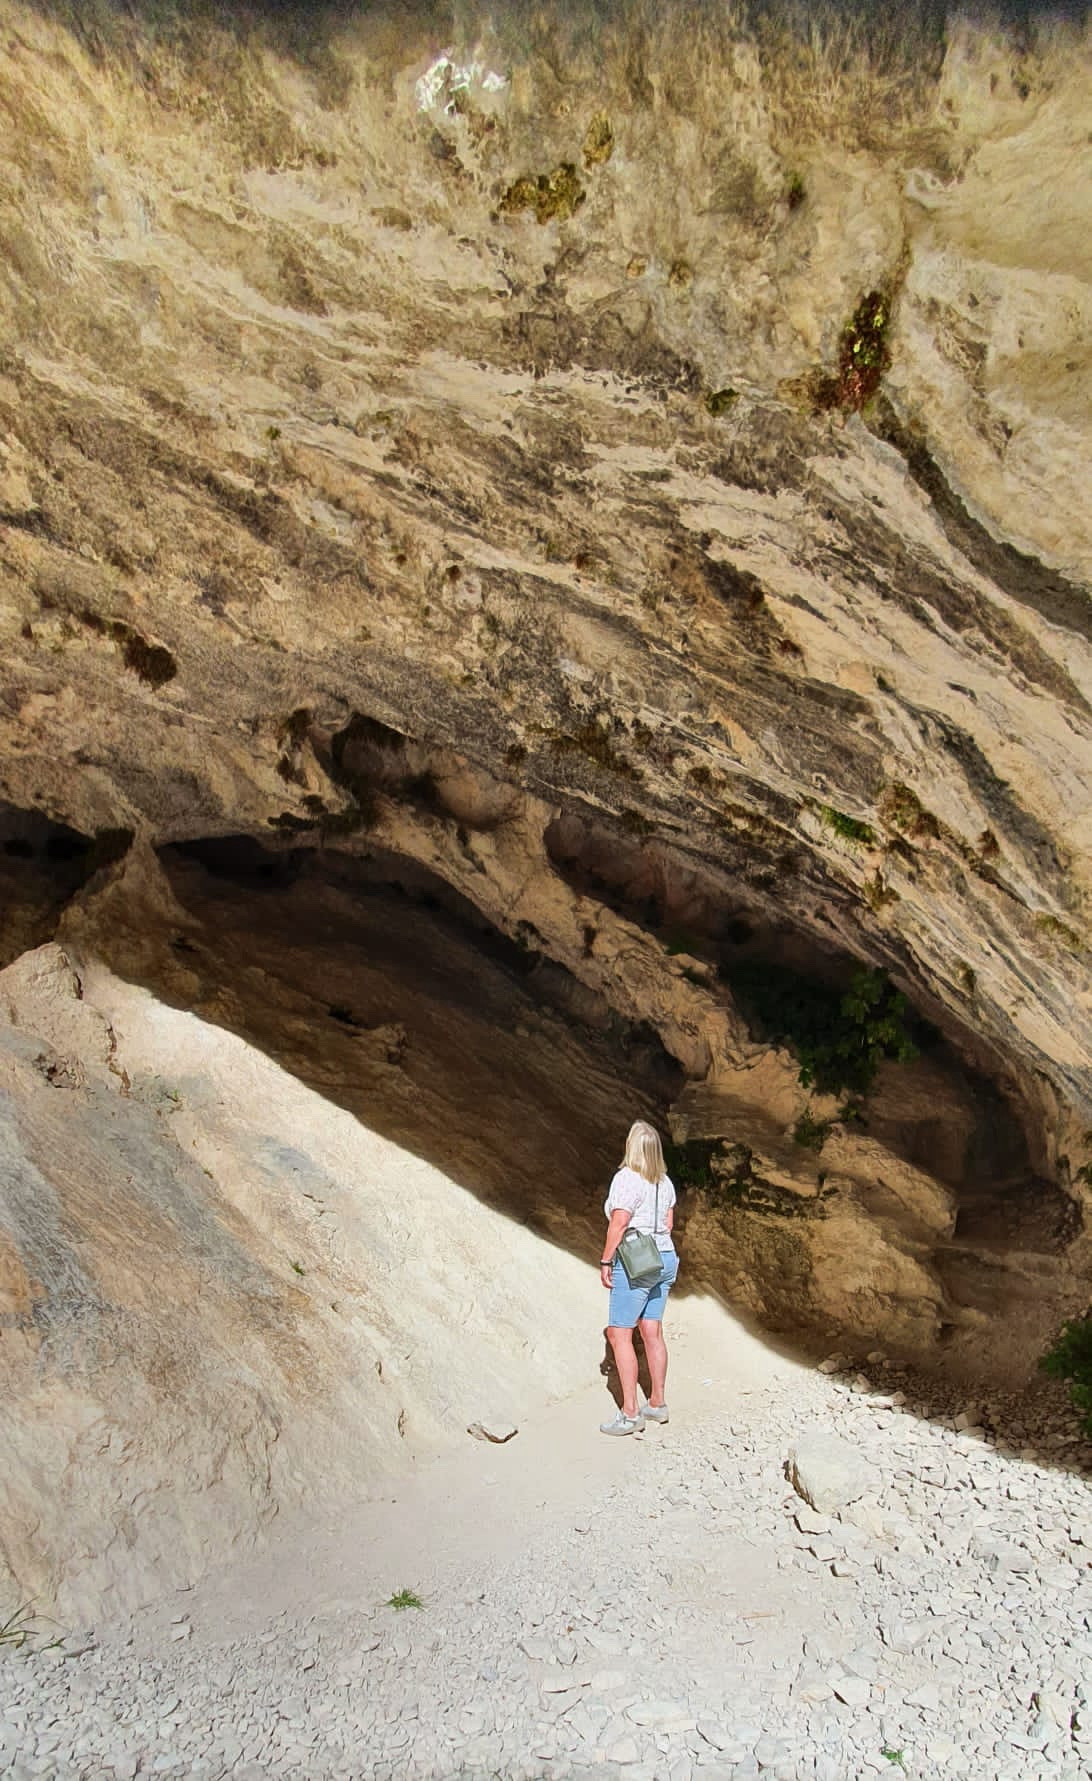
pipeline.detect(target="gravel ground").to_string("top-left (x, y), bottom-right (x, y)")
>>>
top-left (2, 1351), bottom-right (1090, 1781)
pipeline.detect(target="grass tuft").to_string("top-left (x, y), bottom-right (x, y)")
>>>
top-left (0, 1603), bottom-right (59, 1653)
top-left (0, 1604), bottom-right (35, 1650)
top-left (817, 804), bottom-right (876, 846)
top-left (386, 1589), bottom-right (424, 1611)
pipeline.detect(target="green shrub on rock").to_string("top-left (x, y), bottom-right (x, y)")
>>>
top-left (1041, 1312), bottom-right (1092, 1435)
top-left (724, 961), bottom-right (920, 1096)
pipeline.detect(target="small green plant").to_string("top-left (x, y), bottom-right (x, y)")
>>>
top-left (0, 1604), bottom-right (34, 1649)
top-left (290, 1261), bottom-right (306, 1277)
top-left (500, 163), bottom-right (585, 224)
top-left (881, 1752), bottom-right (907, 1774)
top-left (818, 804), bottom-right (876, 847)
top-left (705, 388), bottom-right (739, 417)
top-left (386, 1589), bottom-right (424, 1610)
top-left (879, 782), bottom-right (940, 840)
top-left (814, 289), bottom-right (893, 413)
top-left (1041, 1312), bottom-right (1092, 1435)
top-left (785, 171), bottom-right (807, 209)
top-left (1035, 913), bottom-right (1084, 953)
top-left (793, 1107), bottom-right (832, 1151)
top-left (825, 970), bottom-right (919, 1087)
top-left (0, 1604), bottom-right (59, 1653)
top-left (265, 425), bottom-right (282, 442)
top-left (582, 113), bottom-right (614, 167)
top-left (663, 1138), bottom-right (722, 1192)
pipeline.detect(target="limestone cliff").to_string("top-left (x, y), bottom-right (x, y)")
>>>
top-left (0, 0), bottom-right (1090, 1615)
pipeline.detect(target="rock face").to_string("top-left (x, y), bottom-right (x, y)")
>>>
top-left (0, 0), bottom-right (1090, 1615)
top-left (0, 937), bottom-right (622, 1618)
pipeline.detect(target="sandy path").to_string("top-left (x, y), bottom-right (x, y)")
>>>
top-left (133, 1294), bottom-right (804, 1651)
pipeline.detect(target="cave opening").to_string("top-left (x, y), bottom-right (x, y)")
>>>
top-left (545, 810), bottom-right (1040, 1172)
top-left (1, 800), bottom-right (1080, 1387)
top-left (153, 833), bottom-right (687, 1270)
top-left (0, 800), bottom-right (134, 968)
top-left (542, 803), bottom-right (1083, 1328)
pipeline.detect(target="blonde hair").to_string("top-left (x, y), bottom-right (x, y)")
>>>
top-left (622, 1119), bottom-right (666, 1185)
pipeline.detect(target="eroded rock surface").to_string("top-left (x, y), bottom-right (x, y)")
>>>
top-left (0, 936), bottom-right (626, 1618)
top-left (0, 0), bottom-right (1090, 1617)
top-left (0, 1), bottom-right (1088, 1135)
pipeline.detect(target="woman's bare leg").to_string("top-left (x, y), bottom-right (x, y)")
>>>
top-left (638, 1319), bottom-right (668, 1408)
top-left (606, 1326), bottom-right (639, 1417)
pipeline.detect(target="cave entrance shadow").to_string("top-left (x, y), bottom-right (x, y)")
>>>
top-left (57, 832), bottom-right (1089, 1473)
top-left (136, 838), bottom-right (825, 1375)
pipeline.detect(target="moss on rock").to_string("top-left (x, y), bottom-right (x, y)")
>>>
top-left (500, 164), bottom-right (585, 224)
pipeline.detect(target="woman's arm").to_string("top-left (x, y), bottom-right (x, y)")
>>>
top-left (599, 1208), bottom-right (631, 1285)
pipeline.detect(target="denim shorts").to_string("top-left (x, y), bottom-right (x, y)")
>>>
top-left (607, 1247), bottom-right (679, 1329)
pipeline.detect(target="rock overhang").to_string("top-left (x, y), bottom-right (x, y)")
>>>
top-left (0, 0), bottom-right (1089, 1181)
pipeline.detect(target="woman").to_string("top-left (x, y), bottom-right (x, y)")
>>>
top-left (599, 1119), bottom-right (678, 1435)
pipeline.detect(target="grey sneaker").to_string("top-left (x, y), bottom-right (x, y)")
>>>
top-left (600, 1411), bottom-right (641, 1436)
top-left (640, 1404), bottom-right (669, 1424)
